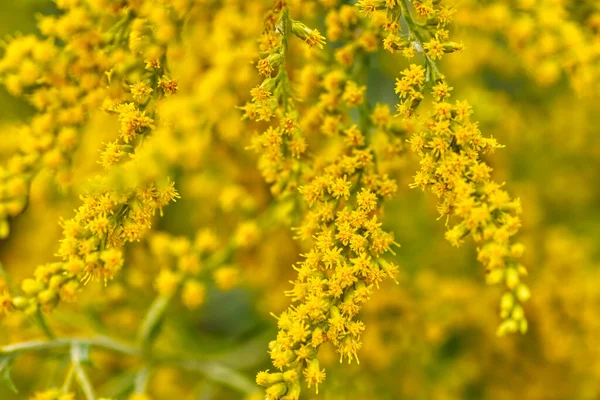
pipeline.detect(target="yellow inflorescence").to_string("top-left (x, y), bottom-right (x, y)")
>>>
top-left (252, 1), bottom-right (406, 399)
top-left (251, 0), bottom-right (532, 397)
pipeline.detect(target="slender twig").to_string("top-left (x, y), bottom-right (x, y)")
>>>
top-left (173, 359), bottom-right (257, 395)
top-left (137, 294), bottom-right (172, 351)
top-left (133, 366), bottom-right (150, 394)
top-left (279, 7), bottom-right (292, 113)
top-left (399, 0), bottom-right (442, 82)
top-left (72, 344), bottom-right (96, 400)
top-left (1, 335), bottom-right (258, 395)
top-left (61, 364), bottom-right (75, 394)
top-left (0, 336), bottom-right (139, 357)
top-left (35, 308), bottom-right (56, 340)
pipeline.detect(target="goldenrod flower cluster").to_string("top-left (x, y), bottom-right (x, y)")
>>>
top-left (249, 2), bottom-right (413, 398)
top-left (1, 0), bottom-right (192, 315)
top-left (353, 0), bottom-right (531, 335)
top-left (407, 93), bottom-right (530, 335)
top-left (0, 0), bottom-right (188, 239)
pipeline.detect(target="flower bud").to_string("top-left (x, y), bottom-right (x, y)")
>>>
top-left (12, 296), bottom-right (30, 310)
top-left (486, 268), bottom-right (504, 285)
top-left (442, 41), bottom-right (465, 53)
top-left (496, 318), bottom-right (518, 336)
top-left (510, 243), bottom-right (525, 258)
top-left (265, 382), bottom-right (288, 399)
top-left (290, 21), bottom-right (326, 49)
top-left (49, 275), bottom-right (65, 290)
top-left (282, 381), bottom-right (301, 400)
top-left (283, 369), bottom-right (299, 383)
top-left (505, 268), bottom-right (520, 289)
top-left (511, 305), bottom-right (525, 321)
top-left (500, 292), bottom-right (514, 311)
top-left (516, 283), bottom-right (531, 302)
top-left (0, 219), bottom-right (8, 239)
top-left (256, 370), bottom-right (284, 387)
top-left (38, 288), bottom-right (58, 304)
top-left (519, 319), bottom-right (529, 334)
top-left (22, 278), bottom-right (44, 295)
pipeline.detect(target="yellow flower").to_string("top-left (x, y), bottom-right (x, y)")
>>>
top-left (157, 76), bottom-right (178, 96)
top-left (130, 81), bottom-right (153, 103)
top-left (182, 280), bottom-right (206, 309)
top-left (342, 81), bottom-right (366, 107)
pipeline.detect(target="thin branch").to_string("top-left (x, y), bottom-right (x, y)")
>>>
top-left (1, 335), bottom-right (258, 395)
top-left (137, 294), bottom-right (172, 351)
top-left (72, 344), bottom-right (96, 400)
top-left (133, 366), bottom-right (150, 394)
top-left (174, 359), bottom-right (257, 395)
top-left (61, 364), bottom-right (75, 394)
top-left (0, 336), bottom-right (139, 357)
top-left (35, 308), bottom-right (56, 340)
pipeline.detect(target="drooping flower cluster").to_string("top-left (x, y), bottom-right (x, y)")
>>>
top-left (257, 131), bottom-right (400, 398)
top-left (354, 0), bottom-right (531, 334)
top-left (1, 1), bottom-right (194, 313)
top-left (0, 0), bottom-right (189, 240)
top-left (407, 89), bottom-right (530, 335)
top-left (10, 179), bottom-right (179, 314)
top-left (242, 3), bottom-right (325, 196)
top-left (252, 2), bottom-right (409, 398)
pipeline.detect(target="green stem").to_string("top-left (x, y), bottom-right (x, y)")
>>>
top-left (399, 0), bottom-right (442, 82)
top-left (1, 336), bottom-right (256, 395)
top-left (0, 336), bottom-right (139, 357)
top-left (134, 366), bottom-right (151, 394)
top-left (279, 7), bottom-right (292, 112)
top-left (35, 308), bottom-right (56, 340)
top-left (72, 344), bottom-right (96, 400)
top-left (137, 294), bottom-right (172, 352)
top-left (61, 364), bottom-right (75, 394)
top-left (172, 359), bottom-right (257, 395)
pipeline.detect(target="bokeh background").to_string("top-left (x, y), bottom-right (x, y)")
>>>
top-left (1, 1), bottom-right (599, 399)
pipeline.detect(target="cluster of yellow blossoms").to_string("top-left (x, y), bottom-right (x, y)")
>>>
top-left (149, 227), bottom-right (248, 310)
top-left (11, 179), bottom-right (178, 314)
top-left (252, 2), bottom-right (405, 399)
top-left (252, 0), bottom-right (532, 398)
top-left (1, 1), bottom-right (274, 398)
top-left (7, 0), bottom-right (600, 398)
top-left (353, 0), bottom-right (531, 335)
top-left (0, 0), bottom-right (192, 316)
top-left (458, 0), bottom-right (600, 93)
top-left (407, 90), bottom-right (530, 335)
top-left (244, 2), bottom-right (322, 196)
top-left (0, 0), bottom-right (188, 240)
